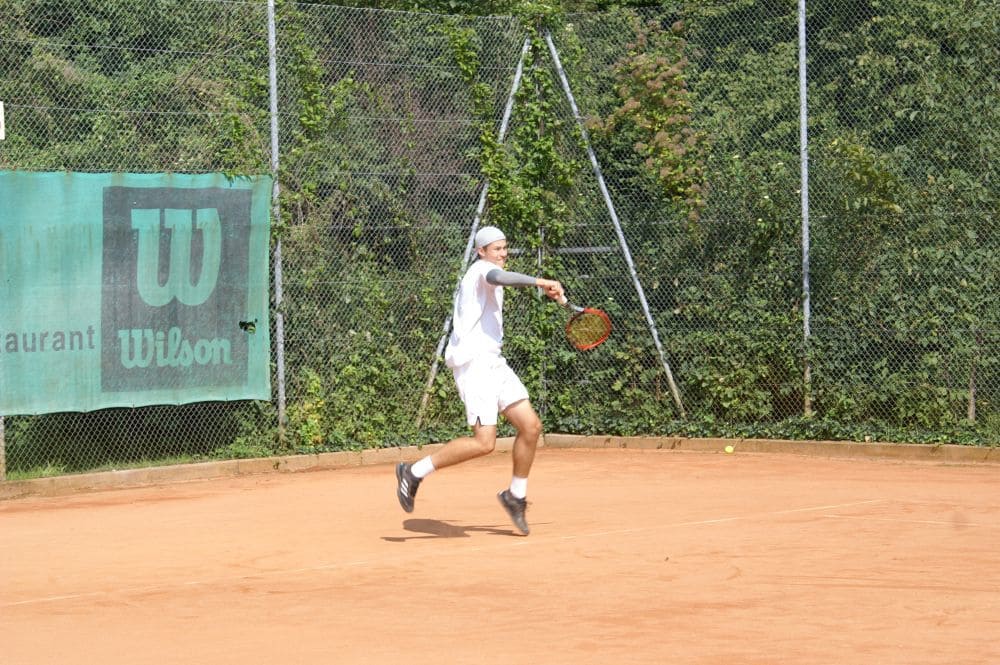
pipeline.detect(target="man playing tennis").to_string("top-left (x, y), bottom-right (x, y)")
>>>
top-left (395, 225), bottom-right (564, 535)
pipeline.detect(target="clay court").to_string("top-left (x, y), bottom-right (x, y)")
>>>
top-left (2, 443), bottom-right (998, 665)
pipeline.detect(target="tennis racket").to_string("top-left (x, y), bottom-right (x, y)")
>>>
top-left (558, 296), bottom-right (611, 351)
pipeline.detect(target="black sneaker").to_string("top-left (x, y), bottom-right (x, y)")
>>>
top-left (396, 462), bottom-right (421, 513)
top-left (497, 489), bottom-right (530, 535)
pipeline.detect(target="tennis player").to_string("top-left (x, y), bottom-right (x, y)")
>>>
top-left (395, 225), bottom-right (564, 535)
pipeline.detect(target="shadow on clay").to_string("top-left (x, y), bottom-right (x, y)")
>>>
top-left (382, 518), bottom-right (517, 541)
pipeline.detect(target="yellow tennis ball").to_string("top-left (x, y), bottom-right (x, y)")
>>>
top-left (724, 445), bottom-right (735, 454)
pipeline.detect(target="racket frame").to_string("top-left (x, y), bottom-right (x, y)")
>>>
top-left (561, 299), bottom-right (611, 351)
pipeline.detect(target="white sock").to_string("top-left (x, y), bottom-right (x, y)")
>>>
top-left (509, 476), bottom-right (528, 499)
top-left (410, 456), bottom-right (435, 479)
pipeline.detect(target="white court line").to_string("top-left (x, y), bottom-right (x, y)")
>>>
top-left (559, 498), bottom-right (886, 540)
top-left (823, 514), bottom-right (997, 529)
top-left (1, 498), bottom-right (882, 608)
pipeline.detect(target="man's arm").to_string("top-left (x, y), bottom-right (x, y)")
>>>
top-left (486, 268), bottom-right (564, 301)
top-left (485, 268), bottom-right (537, 288)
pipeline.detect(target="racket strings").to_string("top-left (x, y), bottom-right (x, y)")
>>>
top-left (565, 310), bottom-right (611, 351)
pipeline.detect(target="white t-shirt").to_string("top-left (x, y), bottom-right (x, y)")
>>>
top-left (444, 259), bottom-right (504, 368)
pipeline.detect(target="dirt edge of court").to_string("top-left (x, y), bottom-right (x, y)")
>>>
top-left (1, 434), bottom-right (996, 501)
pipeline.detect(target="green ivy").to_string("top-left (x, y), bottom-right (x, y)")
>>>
top-left (598, 18), bottom-right (708, 224)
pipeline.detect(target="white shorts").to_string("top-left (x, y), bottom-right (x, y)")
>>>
top-left (451, 355), bottom-right (529, 427)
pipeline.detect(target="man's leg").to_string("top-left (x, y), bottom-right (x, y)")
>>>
top-left (395, 423), bottom-right (496, 513)
top-left (502, 399), bottom-right (542, 478)
top-left (496, 399), bottom-right (541, 535)
top-left (429, 422), bottom-right (497, 469)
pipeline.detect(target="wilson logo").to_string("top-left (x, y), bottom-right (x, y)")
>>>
top-left (131, 208), bottom-right (221, 306)
top-left (101, 184), bottom-right (255, 393)
top-left (117, 327), bottom-right (231, 368)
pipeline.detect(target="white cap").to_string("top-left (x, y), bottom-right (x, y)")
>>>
top-left (474, 225), bottom-right (506, 249)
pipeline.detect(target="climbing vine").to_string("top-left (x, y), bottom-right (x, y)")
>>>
top-left (442, 12), bottom-right (583, 259)
top-left (600, 18), bottom-right (708, 224)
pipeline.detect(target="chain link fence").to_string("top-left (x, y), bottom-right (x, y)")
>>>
top-left (1, 0), bottom-right (997, 480)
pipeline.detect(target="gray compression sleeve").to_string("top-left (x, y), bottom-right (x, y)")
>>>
top-left (485, 268), bottom-right (538, 288)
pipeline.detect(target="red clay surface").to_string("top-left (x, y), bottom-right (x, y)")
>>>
top-left (2, 448), bottom-right (998, 665)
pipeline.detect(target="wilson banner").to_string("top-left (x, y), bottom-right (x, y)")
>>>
top-left (0, 171), bottom-right (272, 414)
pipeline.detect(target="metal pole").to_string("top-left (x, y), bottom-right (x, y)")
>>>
top-left (798, 0), bottom-right (813, 416)
top-left (0, 416), bottom-right (6, 481)
top-left (267, 0), bottom-right (288, 434)
top-left (537, 227), bottom-right (546, 420)
top-left (544, 31), bottom-right (686, 418)
top-left (415, 36), bottom-right (532, 428)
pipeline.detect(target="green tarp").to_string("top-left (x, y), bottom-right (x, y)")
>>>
top-left (0, 171), bottom-right (272, 414)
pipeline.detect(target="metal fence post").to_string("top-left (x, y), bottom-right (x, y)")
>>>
top-left (544, 30), bottom-right (686, 418)
top-left (267, 0), bottom-right (288, 436)
top-left (798, 0), bottom-right (813, 417)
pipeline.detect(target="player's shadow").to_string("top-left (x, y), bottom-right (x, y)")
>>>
top-left (382, 518), bottom-right (516, 542)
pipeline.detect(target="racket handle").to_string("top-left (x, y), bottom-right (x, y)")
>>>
top-left (558, 295), bottom-right (583, 313)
